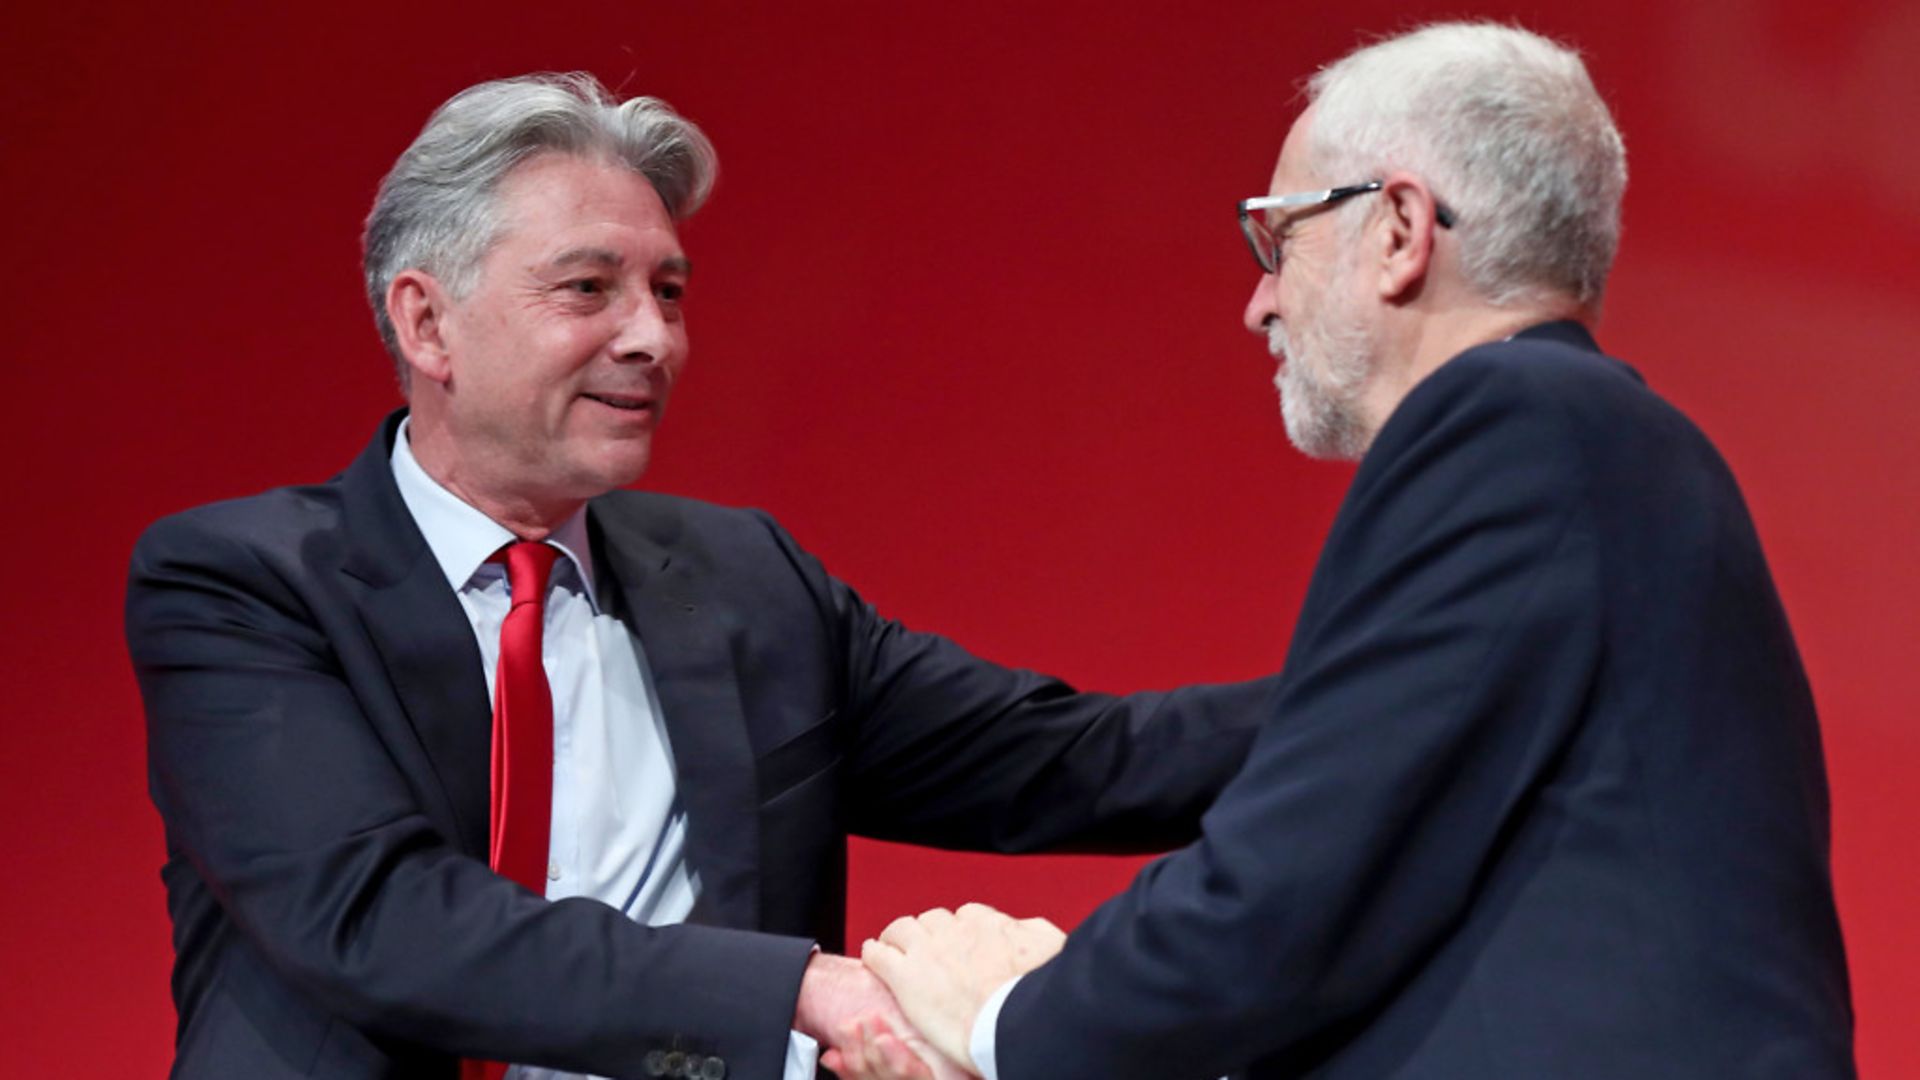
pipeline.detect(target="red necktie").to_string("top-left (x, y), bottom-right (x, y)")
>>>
top-left (467, 540), bottom-right (560, 1080)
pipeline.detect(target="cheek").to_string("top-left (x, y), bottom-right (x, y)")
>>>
top-left (520, 326), bottom-right (610, 386)
top-left (1277, 272), bottom-right (1316, 323)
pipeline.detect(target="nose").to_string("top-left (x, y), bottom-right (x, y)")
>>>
top-left (1242, 273), bottom-right (1279, 336)
top-left (610, 293), bottom-right (683, 369)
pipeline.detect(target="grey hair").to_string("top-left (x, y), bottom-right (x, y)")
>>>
top-left (362, 72), bottom-right (717, 381)
top-left (1305, 23), bottom-right (1627, 309)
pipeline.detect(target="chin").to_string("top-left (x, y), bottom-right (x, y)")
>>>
top-left (564, 448), bottom-right (653, 497)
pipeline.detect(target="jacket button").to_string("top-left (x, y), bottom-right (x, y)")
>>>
top-left (700, 1057), bottom-right (726, 1079)
top-left (643, 1048), bottom-right (668, 1076)
top-left (663, 1051), bottom-right (685, 1075)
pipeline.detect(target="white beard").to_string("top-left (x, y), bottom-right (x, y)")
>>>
top-left (1267, 280), bottom-right (1377, 461)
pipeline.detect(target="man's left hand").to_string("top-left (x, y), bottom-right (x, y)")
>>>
top-left (861, 903), bottom-right (1067, 1072)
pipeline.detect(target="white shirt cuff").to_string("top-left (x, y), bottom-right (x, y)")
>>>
top-left (968, 975), bottom-right (1021, 1080)
top-left (785, 1028), bottom-right (820, 1079)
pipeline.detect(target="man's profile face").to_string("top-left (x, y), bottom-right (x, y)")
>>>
top-left (1244, 111), bottom-right (1380, 461)
top-left (429, 152), bottom-right (691, 502)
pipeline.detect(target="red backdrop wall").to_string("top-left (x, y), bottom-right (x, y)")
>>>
top-left (4, 1), bottom-right (1914, 1073)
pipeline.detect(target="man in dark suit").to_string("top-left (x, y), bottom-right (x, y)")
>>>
top-left (862, 23), bottom-right (1856, 1080)
top-left (125, 74), bottom-right (1269, 1079)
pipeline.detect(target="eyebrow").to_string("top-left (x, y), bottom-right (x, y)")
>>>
top-left (547, 247), bottom-right (692, 276)
top-left (549, 246), bottom-right (622, 270)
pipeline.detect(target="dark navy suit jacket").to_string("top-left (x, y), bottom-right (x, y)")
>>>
top-left (995, 323), bottom-right (1854, 1079)
top-left (126, 413), bottom-right (1270, 1079)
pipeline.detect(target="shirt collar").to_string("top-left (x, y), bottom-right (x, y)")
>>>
top-left (390, 417), bottom-right (599, 609)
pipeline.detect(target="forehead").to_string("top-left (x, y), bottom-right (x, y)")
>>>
top-left (1266, 109), bottom-right (1319, 195)
top-left (488, 152), bottom-right (681, 259)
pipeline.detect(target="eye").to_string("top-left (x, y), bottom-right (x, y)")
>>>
top-left (567, 278), bottom-right (605, 295)
top-left (655, 281), bottom-right (685, 303)
top-left (1271, 222), bottom-right (1302, 261)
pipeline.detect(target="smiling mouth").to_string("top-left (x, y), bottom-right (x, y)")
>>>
top-left (583, 393), bottom-right (653, 411)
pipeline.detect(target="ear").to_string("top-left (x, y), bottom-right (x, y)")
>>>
top-left (1373, 171), bottom-right (1442, 302)
top-left (386, 268), bottom-right (457, 387)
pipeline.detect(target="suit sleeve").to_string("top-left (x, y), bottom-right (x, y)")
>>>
top-left (747, 514), bottom-right (1275, 856)
top-left (992, 365), bottom-right (1605, 1079)
top-left (128, 516), bottom-right (812, 1077)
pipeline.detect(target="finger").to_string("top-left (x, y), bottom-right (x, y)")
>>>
top-left (915, 906), bottom-right (957, 931)
top-left (856, 1016), bottom-right (935, 1080)
top-left (835, 1017), bottom-right (881, 1080)
top-left (875, 1032), bottom-right (935, 1080)
top-left (954, 901), bottom-right (1004, 922)
top-left (1012, 918), bottom-right (1067, 961)
top-left (879, 914), bottom-right (929, 949)
top-left (855, 1018), bottom-right (929, 1080)
top-left (1017, 915), bottom-right (1064, 937)
top-left (862, 936), bottom-right (910, 987)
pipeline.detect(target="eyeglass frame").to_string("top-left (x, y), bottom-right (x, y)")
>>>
top-left (1237, 181), bottom-right (1456, 276)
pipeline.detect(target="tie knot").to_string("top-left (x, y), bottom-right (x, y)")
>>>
top-left (496, 541), bottom-right (560, 607)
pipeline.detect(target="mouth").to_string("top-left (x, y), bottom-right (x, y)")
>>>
top-left (581, 391), bottom-right (656, 413)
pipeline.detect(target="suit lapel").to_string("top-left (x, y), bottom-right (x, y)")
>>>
top-left (352, 560), bottom-right (494, 858)
top-left (592, 504), bottom-right (763, 931)
top-left (328, 416), bottom-right (763, 916)
top-left (338, 412), bottom-right (494, 858)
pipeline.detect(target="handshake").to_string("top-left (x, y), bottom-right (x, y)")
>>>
top-left (794, 903), bottom-right (1066, 1080)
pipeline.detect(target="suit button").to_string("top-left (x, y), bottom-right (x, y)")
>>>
top-left (683, 1053), bottom-right (704, 1077)
top-left (643, 1049), bottom-right (668, 1076)
top-left (663, 1051), bottom-right (685, 1076)
top-left (700, 1058), bottom-right (726, 1079)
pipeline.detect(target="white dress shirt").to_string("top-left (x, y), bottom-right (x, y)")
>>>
top-left (969, 978), bottom-right (1019, 1080)
top-left (391, 423), bottom-right (818, 1080)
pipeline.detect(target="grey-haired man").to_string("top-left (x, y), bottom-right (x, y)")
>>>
top-left (126, 74), bottom-right (1267, 1079)
top-left (865, 23), bottom-right (1854, 1080)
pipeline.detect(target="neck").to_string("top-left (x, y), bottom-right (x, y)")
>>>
top-left (405, 418), bottom-right (582, 542)
top-left (1362, 296), bottom-right (1589, 438)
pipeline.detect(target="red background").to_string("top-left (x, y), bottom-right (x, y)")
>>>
top-left (4, 1), bottom-right (1914, 1073)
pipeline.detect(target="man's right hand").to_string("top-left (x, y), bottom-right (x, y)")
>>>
top-left (861, 904), bottom-right (1065, 1074)
top-left (793, 952), bottom-right (972, 1080)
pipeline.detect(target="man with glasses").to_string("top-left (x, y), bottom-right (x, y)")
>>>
top-left (858, 22), bottom-right (1855, 1080)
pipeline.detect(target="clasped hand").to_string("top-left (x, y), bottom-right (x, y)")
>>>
top-left (808, 902), bottom-right (1064, 1080)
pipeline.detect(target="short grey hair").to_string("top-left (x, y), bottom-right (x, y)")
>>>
top-left (362, 72), bottom-right (717, 381)
top-left (1305, 23), bottom-right (1627, 309)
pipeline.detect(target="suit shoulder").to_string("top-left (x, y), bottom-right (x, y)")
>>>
top-left (589, 489), bottom-right (810, 561)
top-left (133, 479), bottom-right (348, 572)
top-left (589, 491), bottom-right (842, 618)
top-left (1434, 335), bottom-right (1645, 413)
top-left (1388, 332), bottom-right (1705, 464)
top-left (1377, 333), bottom-right (1747, 542)
top-left (1367, 340), bottom-right (1595, 474)
top-left (125, 479), bottom-right (354, 654)
top-left (590, 488), bottom-right (780, 534)
top-left (1350, 335), bottom-right (1666, 535)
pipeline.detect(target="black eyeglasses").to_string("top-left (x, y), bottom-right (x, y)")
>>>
top-left (1237, 181), bottom-right (1456, 275)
